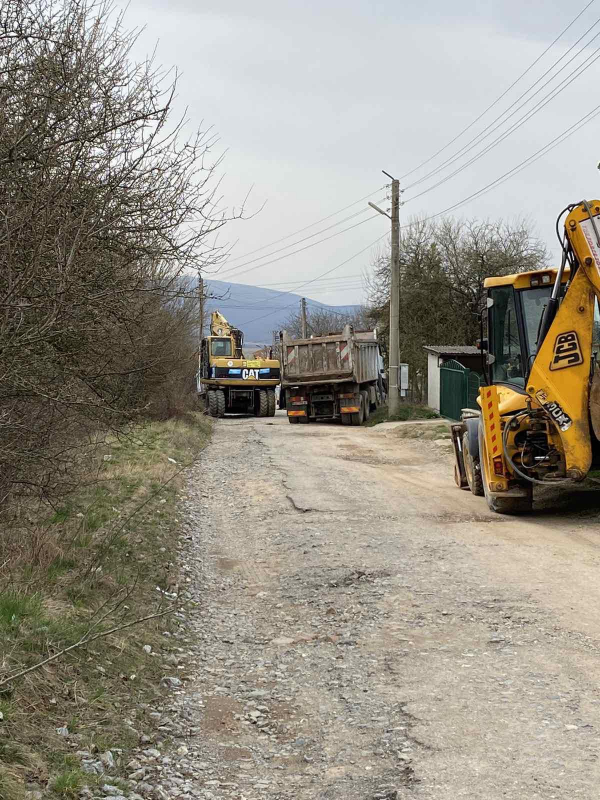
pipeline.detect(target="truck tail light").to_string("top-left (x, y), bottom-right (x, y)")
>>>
top-left (339, 393), bottom-right (355, 399)
top-left (290, 395), bottom-right (305, 403)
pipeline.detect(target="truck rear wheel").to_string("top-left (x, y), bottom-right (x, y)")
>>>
top-left (350, 396), bottom-right (365, 426)
top-left (360, 390), bottom-right (370, 421)
top-left (215, 390), bottom-right (226, 418)
top-left (257, 389), bottom-right (268, 417)
top-left (267, 389), bottom-right (276, 417)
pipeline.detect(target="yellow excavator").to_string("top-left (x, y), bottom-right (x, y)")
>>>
top-left (452, 199), bottom-right (600, 513)
top-left (198, 312), bottom-right (280, 417)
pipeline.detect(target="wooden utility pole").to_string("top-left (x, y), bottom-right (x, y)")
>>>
top-left (369, 171), bottom-right (400, 415)
top-left (301, 297), bottom-right (308, 338)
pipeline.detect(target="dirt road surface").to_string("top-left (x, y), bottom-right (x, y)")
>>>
top-left (149, 412), bottom-right (600, 800)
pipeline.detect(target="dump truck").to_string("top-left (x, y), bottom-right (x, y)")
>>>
top-left (199, 312), bottom-right (280, 417)
top-left (452, 198), bottom-right (600, 514)
top-left (280, 325), bottom-right (385, 424)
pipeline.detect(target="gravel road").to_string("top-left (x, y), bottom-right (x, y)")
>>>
top-left (136, 411), bottom-right (600, 800)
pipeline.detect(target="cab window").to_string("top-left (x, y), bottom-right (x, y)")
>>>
top-left (489, 286), bottom-right (524, 387)
top-left (211, 338), bottom-right (232, 357)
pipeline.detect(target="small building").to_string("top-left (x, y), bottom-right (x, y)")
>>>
top-left (424, 345), bottom-right (482, 414)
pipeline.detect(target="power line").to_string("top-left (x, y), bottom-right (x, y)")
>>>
top-left (216, 214), bottom-right (381, 282)
top-left (412, 100), bottom-right (600, 225)
top-left (240, 233), bottom-right (388, 326)
top-left (400, 0), bottom-right (597, 182)
top-left (404, 13), bottom-right (600, 195)
top-left (219, 205), bottom-right (377, 278)
top-left (223, 186), bottom-right (386, 264)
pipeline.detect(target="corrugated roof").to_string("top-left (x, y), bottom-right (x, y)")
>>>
top-left (423, 345), bottom-right (480, 355)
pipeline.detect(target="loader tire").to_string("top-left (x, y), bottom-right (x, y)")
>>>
top-left (462, 431), bottom-right (484, 496)
top-left (478, 420), bottom-right (532, 514)
top-left (361, 390), bottom-right (370, 421)
top-left (257, 390), bottom-right (268, 417)
top-left (207, 391), bottom-right (218, 417)
top-left (215, 390), bottom-right (226, 418)
top-left (267, 389), bottom-right (276, 417)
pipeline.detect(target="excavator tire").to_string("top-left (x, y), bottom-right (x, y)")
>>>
top-left (360, 390), bottom-right (370, 421)
top-left (267, 389), bottom-right (276, 417)
top-left (462, 430), bottom-right (484, 496)
top-left (257, 390), bottom-right (268, 417)
top-left (478, 421), bottom-right (532, 514)
top-left (207, 391), bottom-right (218, 417)
top-left (215, 390), bottom-right (226, 418)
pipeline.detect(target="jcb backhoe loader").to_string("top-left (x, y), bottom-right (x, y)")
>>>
top-left (198, 312), bottom-right (280, 417)
top-left (452, 199), bottom-right (600, 513)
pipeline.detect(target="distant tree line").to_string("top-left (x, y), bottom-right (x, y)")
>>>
top-left (0, 0), bottom-right (230, 507)
top-left (366, 217), bottom-right (548, 402)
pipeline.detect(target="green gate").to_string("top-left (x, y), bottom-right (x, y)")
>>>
top-left (440, 360), bottom-right (481, 421)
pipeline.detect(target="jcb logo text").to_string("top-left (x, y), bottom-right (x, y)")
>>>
top-left (550, 331), bottom-right (583, 371)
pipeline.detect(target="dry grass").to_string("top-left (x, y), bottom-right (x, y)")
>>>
top-left (391, 421), bottom-right (452, 440)
top-left (0, 413), bottom-right (211, 797)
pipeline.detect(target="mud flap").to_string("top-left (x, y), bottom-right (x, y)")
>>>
top-left (451, 423), bottom-right (468, 488)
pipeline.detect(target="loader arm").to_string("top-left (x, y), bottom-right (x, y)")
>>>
top-left (525, 201), bottom-right (600, 479)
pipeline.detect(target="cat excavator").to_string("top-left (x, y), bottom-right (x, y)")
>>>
top-left (452, 199), bottom-right (600, 513)
top-left (198, 312), bottom-right (280, 417)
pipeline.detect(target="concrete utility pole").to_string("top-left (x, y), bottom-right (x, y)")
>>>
top-left (369, 171), bottom-right (400, 415)
top-left (198, 273), bottom-right (204, 391)
top-left (300, 297), bottom-right (308, 338)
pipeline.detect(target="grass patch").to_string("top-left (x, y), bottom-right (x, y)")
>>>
top-left (392, 422), bottom-right (452, 440)
top-left (0, 413), bottom-right (211, 798)
top-left (50, 768), bottom-right (86, 798)
top-left (366, 403), bottom-right (440, 427)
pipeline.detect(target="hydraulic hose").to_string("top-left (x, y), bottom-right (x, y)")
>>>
top-left (501, 411), bottom-right (573, 487)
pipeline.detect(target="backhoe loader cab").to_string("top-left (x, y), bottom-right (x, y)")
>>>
top-left (452, 199), bottom-right (600, 514)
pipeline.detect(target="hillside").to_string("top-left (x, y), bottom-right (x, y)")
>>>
top-left (203, 279), bottom-right (362, 344)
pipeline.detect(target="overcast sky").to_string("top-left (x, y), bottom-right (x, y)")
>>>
top-left (124, 0), bottom-right (600, 311)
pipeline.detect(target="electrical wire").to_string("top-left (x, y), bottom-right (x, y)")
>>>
top-left (404, 19), bottom-right (600, 197)
top-left (409, 101), bottom-right (600, 225)
top-left (400, 0), bottom-right (597, 182)
top-left (219, 204), bottom-right (379, 278)
top-left (223, 186), bottom-right (387, 264)
top-left (217, 214), bottom-right (381, 282)
top-left (239, 233), bottom-right (388, 326)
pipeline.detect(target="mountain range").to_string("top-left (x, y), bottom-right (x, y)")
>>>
top-left (203, 279), bottom-right (361, 345)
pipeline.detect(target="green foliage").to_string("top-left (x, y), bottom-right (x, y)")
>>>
top-left (50, 769), bottom-right (86, 798)
top-left (0, 592), bottom-right (42, 631)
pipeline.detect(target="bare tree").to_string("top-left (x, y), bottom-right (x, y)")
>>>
top-left (0, 0), bottom-right (236, 506)
top-left (281, 305), bottom-right (370, 339)
top-left (367, 216), bottom-right (548, 401)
